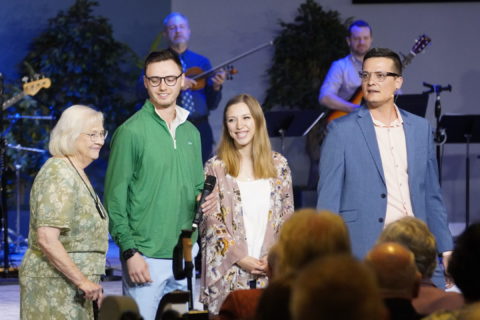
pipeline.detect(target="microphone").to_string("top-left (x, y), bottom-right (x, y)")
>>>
top-left (192, 175), bottom-right (216, 231)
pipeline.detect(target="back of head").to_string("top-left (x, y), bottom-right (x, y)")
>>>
top-left (255, 275), bottom-right (293, 320)
top-left (462, 302), bottom-right (480, 320)
top-left (98, 295), bottom-right (141, 320)
top-left (448, 223), bottom-right (480, 303)
top-left (276, 209), bottom-right (351, 277)
top-left (378, 217), bottom-right (437, 278)
top-left (291, 254), bottom-right (385, 320)
top-left (365, 242), bottom-right (420, 299)
top-left (266, 243), bottom-right (280, 279)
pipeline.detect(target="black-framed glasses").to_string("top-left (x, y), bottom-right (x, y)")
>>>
top-left (82, 130), bottom-right (108, 142)
top-left (145, 73), bottom-right (183, 87)
top-left (358, 71), bottom-right (401, 82)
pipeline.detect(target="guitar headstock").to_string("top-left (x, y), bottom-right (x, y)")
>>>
top-left (22, 77), bottom-right (52, 96)
top-left (410, 34), bottom-right (432, 55)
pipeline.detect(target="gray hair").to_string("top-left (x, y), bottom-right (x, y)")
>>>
top-left (377, 217), bottom-right (437, 278)
top-left (49, 105), bottom-right (104, 156)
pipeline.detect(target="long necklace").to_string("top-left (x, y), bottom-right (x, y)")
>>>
top-left (66, 156), bottom-right (107, 219)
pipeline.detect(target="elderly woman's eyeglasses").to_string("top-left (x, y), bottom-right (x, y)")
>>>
top-left (82, 130), bottom-right (108, 142)
top-left (145, 73), bottom-right (183, 87)
top-left (358, 71), bottom-right (401, 82)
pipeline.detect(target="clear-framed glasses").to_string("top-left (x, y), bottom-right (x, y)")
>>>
top-left (145, 73), bottom-right (183, 87)
top-left (359, 71), bottom-right (401, 82)
top-left (82, 130), bottom-right (108, 142)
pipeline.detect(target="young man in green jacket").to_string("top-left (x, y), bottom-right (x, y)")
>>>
top-left (105, 49), bottom-right (213, 320)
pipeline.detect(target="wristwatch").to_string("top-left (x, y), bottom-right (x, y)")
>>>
top-left (122, 248), bottom-right (140, 261)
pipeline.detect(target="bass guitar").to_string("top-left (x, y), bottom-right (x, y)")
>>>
top-left (2, 77), bottom-right (52, 110)
top-left (326, 34), bottom-right (432, 123)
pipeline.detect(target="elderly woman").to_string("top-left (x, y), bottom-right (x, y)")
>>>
top-left (19, 105), bottom-right (109, 320)
top-left (200, 94), bottom-right (294, 314)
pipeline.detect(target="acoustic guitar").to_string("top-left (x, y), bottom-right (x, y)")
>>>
top-left (326, 34), bottom-right (432, 123)
top-left (2, 77), bottom-right (52, 110)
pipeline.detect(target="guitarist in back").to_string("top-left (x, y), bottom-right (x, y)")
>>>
top-left (305, 20), bottom-right (372, 188)
top-left (164, 12), bottom-right (226, 163)
top-left (318, 20), bottom-right (373, 118)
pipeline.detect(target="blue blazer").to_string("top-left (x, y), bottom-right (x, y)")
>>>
top-left (317, 107), bottom-right (453, 258)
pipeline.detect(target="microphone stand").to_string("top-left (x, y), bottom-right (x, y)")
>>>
top-left (172, 228), bottom-right (195, 310)
top-left (172, 176), bottom-right (215, 312)
top-left (422, 82), bottom-right (452, 184)
top-left (0, 73), bottom-right (13, 277)
top-left (6, 144), bottom-right (46, 252)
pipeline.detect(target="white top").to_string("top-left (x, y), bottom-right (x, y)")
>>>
top-left (236, 179), bottom-right (271, 259)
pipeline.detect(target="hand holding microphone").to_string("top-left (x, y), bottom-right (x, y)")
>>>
top-left (192, 175), bottom-right (216, 231)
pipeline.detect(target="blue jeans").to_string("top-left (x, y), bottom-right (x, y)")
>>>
top-left (121, 244), bottom-right (198, 320)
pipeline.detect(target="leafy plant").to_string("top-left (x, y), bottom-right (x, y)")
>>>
top-left (263, 0), bottom-right (353, 189)
top-left (21, 0), bottom-right (141, 130)
top-left (2, 0), bottom-right (141, 198)
top-left (264, 0), bottom-right (350, 111)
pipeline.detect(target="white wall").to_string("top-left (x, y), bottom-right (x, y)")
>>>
top-left (173, 0), bottom-right (480, 228)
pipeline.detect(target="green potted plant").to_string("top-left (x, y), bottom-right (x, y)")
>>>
top-left (263, 0), bottom-right (351, 189)
top-left (4, 0), bottom-right (140, 201)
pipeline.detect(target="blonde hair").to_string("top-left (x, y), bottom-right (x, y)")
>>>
top-left (217, 94), bottom-right (276, 179)
top-left (276, 209), bottom-right (351, 277)
top-left (49, 105), bottom-right (104, 156)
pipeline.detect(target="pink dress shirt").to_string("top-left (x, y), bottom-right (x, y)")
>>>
top-left (370, 106), bottom-right (414, 226)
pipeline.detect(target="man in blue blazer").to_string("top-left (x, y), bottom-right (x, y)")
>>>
top-left (317, 48), bottom-right (453, 266)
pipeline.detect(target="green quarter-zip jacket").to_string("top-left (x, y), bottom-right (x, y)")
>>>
top-left (105, 100), bottom-right (204, 258)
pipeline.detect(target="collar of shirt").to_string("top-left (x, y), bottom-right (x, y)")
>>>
top-left (173, 105), bottom-right (190, 124)
top-left (162, 105), bottom-right (190, 140)
top-left (370, 105), bottom-right (404, 128)
top-left (348, 54), bottom-right (363, 67)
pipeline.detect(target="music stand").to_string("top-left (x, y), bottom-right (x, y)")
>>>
top-left (439, 114), bottom-right (480, 227)
top-left (395, 93), bottom-right (429, 118)
top-left (264, 110), bottom-right (325, 153)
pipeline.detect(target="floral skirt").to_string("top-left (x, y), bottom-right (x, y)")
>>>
top-left (20, 274), bottom-right (100, 320)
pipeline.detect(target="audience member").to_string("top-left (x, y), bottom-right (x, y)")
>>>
top-left (275, 209), bottom-right (351, 277)
top-left (462, 302), bottom-right (480, 320)
top-left (290, 255), bottom-right (386, 320)
top-left (365, 242), bottom-right (423, 320)
top-left (378, 217), bottom-right (464, 315)
top-left (255, 276), bottom-right (293, 320)
top-left (255, 209), bottom-right (352, 320)
top-left (424, 223), bottom-right (480, 320)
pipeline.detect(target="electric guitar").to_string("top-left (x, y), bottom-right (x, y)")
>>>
top-left (326, 34), bottom-right (432, 123)
top-left (2, 77), bottom-right (52, 110)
